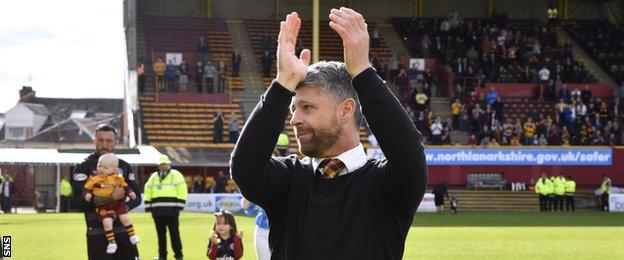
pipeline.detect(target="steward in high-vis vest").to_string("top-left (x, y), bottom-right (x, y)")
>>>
top-left (564, 176), bottom-right (576, 212)
top-left (60, 176), bottom-right (73, 212)
top-left (535, 174), bottom-right (551, 212)
top-left (144, 155), bottom-right (188, 260)
top-left (600, 175), bottom-right (612, 212)
top-left (553, 174), bottom-right (566, 212)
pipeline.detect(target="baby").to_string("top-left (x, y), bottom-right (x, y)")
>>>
top-left (83, 153), bottom-right (139, 254)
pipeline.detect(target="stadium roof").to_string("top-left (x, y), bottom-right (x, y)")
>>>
top-left (28, 117), bottom-right (108, 143)
top-left (30, 97), bottom-right (123, 126)
top-left (0, 146), bottom-right (162, 166)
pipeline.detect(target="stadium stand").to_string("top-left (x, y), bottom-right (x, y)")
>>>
top-left (139, 16), bottom-right (245, 92)
top-left (563, 20), bottom-right (624, 84)
top-left (139, 95), bottom-right (243, 148)
top-left (391, 16), bottom-right (597, 86)
top-left (244, 19), bottom-right (393, 88)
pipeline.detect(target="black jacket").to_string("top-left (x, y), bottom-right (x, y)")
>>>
top-left (231, 68), bottom-right (428, 259)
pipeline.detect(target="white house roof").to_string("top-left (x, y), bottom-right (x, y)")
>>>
top-left (22, 103), bottom-right (51, 116)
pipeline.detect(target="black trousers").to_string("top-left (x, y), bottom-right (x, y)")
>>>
top-left (1, 196), bottom-right (11, 213)
top-left (154, 215), bottom-right (183, 258)
top-left (196, 77), bottom-right (203, 93)
top-left (601, 192), bottom-right (610, 211)
top-left (87, 229), bottom-right (139, 260)
top-left (555, 195), bottom-right (564, 211)
top-left (547, 195), bottom-right (556, 211)
top-left (539, 195), bottom-right (548, 212)
top-left (564, 194), bottom-right (575, 211)
top-left (60, 195), bottom-right (71, 212)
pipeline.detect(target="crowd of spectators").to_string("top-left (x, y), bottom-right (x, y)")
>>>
top-left (392, 10), bottom-right (596, 96)
top-left (186, 170), bottom-right (240, 194)
top-left (445, 86), bottom-right (624, 147)
top-left (138, 36), bottom-right (242, 94)
top-left (387, 11), bottom-right (624, 147)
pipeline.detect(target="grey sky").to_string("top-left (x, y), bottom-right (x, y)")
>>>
top-left (0, 0), bottom-right (125, 113)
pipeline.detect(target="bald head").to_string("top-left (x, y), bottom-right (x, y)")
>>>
top-left (97, 153), bottom-right (119, 176)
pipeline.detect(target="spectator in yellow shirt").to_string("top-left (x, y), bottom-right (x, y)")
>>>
top-left (153, 57), bottom-right (166, 91)
top-left (523, 118), bottom-right (536, 145)
top-left (451, 99), bottom-right (462, 129)
top-left (204, 176), bottom-right (216, 193)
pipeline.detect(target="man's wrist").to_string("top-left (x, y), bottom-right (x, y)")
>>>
top-left (348, 64), bottom-right (372, 78)
top-left (275, 75), bottom-right (299, 92)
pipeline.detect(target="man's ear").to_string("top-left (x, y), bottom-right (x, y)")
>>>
top-left (339, 98), bottom-right (356, 123)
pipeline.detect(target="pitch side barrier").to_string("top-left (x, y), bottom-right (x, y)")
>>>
top-left (367, 147), bottom-right (613, 166)
top-left (132, 193), bottom-right (438, 213)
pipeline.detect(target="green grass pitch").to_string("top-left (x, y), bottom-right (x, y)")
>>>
top-left (1, 212), bottom-right (622, 259)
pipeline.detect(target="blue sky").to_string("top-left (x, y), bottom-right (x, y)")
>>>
top-left (0, 0), bottom-right (126, 113)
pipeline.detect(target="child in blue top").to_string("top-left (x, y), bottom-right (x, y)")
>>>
top-left (242, 198), bottom-right (270, 260)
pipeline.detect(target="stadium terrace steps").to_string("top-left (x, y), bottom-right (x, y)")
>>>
top-left (442, 189), bottom-right (596, 212)
top-left (556, 27), bottom-right (616, 85)
top-left (139, 97), bottom-right (244, 147)
top-left (502, 98), bottom-right (555, 122)
top-left (377, 21), bottom-right (410, 59)
top-left (226, 19), bottom-right (268, 119)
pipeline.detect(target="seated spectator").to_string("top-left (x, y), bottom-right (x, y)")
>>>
top-left (193, 175), bottom-right (204, 193)
top-left (444, 118), bottom-right (454, 132)
top-left (545, 80), bottom-right (557, 102)
top-left (467, 134), bottom-right (478, 146)
top-left (395, 69), bottom-right (410, 97)
top-left (486, 87), bottom-right (499, 106)
top-left (204, 176), bottom-right (215, 193)
top-left (459, 113), bottom-right (469, 132)
top-left (415, 91), bottom-right (429, 111)
top-left (559, 84), bottom-right (571, 103)
top-left (571, 87), bottom-right (581, 103)
top-left (451, 99), bottom-right (462, 129)
top-left (538, 134), bottom-right (548, 146)
top-left (430, 117), bottom-right (444, 144)
top-left (538, 66), bottom-right (550, 84)
top-left (492, 96), bottom-right (504, 122)
top-left (480, 136), bottom-right (491, 147)
top-left (440, 129), bottom-right (452, 145)
top-left (523, 118), bottom-right (536, 145)
top-left (478, 125), bottom-right (491, 143)
top-left (592, 130), bottom-right (606, 145)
